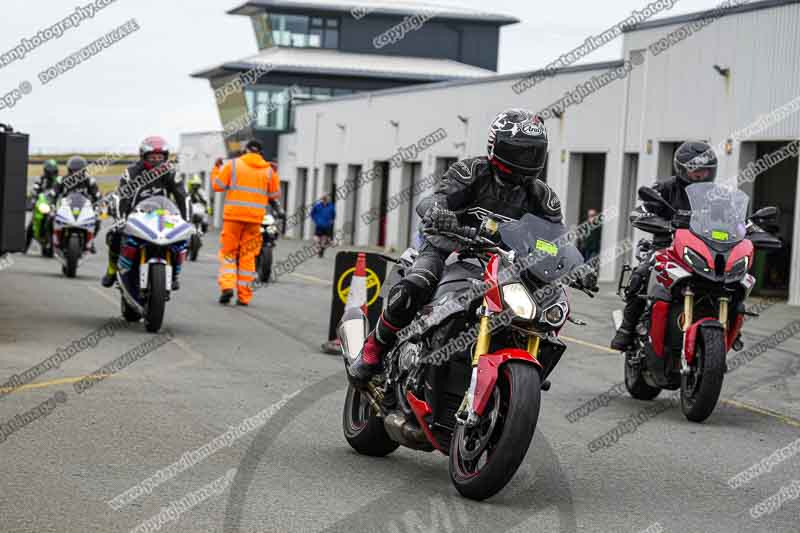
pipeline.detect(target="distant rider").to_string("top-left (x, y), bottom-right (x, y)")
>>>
top-left (25, 159), bottom-right (60, 252)
top-left (610, 140), bottom-right (719, 351)
top-left (188, 174), bottom-right (209, 233)
top-left (54, 156), bottom-right (102, 252)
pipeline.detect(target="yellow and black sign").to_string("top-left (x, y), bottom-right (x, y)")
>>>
top-left (327, 252), bottom-right (389, 342)
top-left (336, 266), bottom-right (382, 307)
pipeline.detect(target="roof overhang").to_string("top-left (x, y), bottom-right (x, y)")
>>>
top-left (227, 0), bottom-right (519, 25)
top-left (623, 0), bottom-right (800, 32)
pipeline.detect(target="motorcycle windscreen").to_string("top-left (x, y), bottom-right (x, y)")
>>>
top-left (686, 183), bottom-right (749, 245)
top-left (498, 213), bottom-right (584, 283)
top-left (65, 192), bottom-right (89, 209)
top-left (135, 196), bottom-right (181, 215)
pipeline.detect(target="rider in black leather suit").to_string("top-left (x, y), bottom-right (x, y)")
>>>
top-left (610, 141), bottom-right (719, 351)
top-left (348, 108), bottom-right (569, 385)
top-left (101, 136), bottom-right (188, 289)
top-left (55, 156), bottom-right (102, 251)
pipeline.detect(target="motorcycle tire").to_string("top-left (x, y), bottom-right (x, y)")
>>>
top-left (681, 327), bottom-right (725, 423)
top-left (624, 353), bottom-right (661, 401)
top-left (259, 246), bottom-right (273, 283)
top-left (64, 234), bottom-right (81, 278)
top-left (189, 234), bottom-right (201, 262)
top-left (342, 384), bottom-right (398, 457)
top-left (449, 361), bottom-right (541, 501)
top-left (144, 263), bottom-right (167, 333)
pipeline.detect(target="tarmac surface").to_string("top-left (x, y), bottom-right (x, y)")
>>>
top-left (0, 228), bottom-right (798, 532)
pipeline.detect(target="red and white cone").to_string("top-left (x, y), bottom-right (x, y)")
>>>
top-left (346, 252), bottom-right (369, 316)
top-left (322, 252), bottom-right (368, 354)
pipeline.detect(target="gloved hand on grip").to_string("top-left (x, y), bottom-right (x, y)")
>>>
top-left (571, 264), bottom-right (599, 293)
top-left (423, 203), bottom-right (459, 234)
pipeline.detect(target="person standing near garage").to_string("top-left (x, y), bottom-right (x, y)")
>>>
top-left (212, 140), bottom-right (280, 306)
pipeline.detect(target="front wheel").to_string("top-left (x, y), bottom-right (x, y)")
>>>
top-left (342, 384), bottom-right (398, 457)
top-left (449, 362), bottom-right (541, 501)
top-left (64, 233), bottom-right (81, 278)
top-left (144, 263), bottom-right (167, 333)
top-left (681, 327), bottom-right (725, 423)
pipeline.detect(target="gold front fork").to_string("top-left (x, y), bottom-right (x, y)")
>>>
top-left (461, 303), bottom-right (494, 426)
top-left (472, 312), bottom-right (492, 366)
top-left (680, 287), bottom-right (695, 374)
top-left (719, 297), bottom-right (729, 334)
top-left (527, 335), bottom-right (540, 359)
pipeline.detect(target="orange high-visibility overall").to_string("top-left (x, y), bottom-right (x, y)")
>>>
top-left (212, 153), bottom-right (280, 303)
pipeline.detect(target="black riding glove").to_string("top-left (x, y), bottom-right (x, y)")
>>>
top-left (424, 204), bottom-right (459, 233)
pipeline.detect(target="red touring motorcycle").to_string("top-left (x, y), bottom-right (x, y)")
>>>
top-left (339, 214), bottom-right (594, 500)
top-left (616, 182), bottom-right (781, 422)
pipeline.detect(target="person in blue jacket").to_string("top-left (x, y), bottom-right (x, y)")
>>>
top-left (310, 194), bottom-right (336, 258)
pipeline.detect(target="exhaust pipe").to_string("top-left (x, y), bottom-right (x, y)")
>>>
top-left (337, 307), bottom-right (368, 364)
top-left (383, 412), bottom-right (432, 450)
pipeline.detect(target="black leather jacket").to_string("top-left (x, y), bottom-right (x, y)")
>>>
top-left (417, 156), bottom-right (562, 231)
top-left (54, 174), bottom-right (101, 203)
top-left (31, 174), bottom-right (58, 196)
top-left (117, 161), bottom-right (188, 220)
top-left (641, 176), bottom-right (692, 248)
top-left (652, 177), bottom-right (691, 214)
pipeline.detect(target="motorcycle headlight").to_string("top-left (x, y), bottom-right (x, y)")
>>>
top-left (541, 302), bottom-right (568, 327)
top-left (38, 203), bottom-right (51, 214)
top-left (683, 247), bottom-right (711, 273)
top-left (727, 255), bottom-right (749, 279)
top-left (501, 283), bottom-right (536, 320)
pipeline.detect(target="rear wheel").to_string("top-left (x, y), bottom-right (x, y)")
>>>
top-left (144, 263), bottom-right (167, 333)
top-left (259, 246), bottom-right (273, 283)
top-left (342, 384), bottom-right (398, 457)
top-left (64, 234), bottom-right (81, 278)
top-left (189, 234), bottom-right (201, 262)
top-left (449, 362), bottom-right (541, 501)
top-left (624, 352), bottom-right (661, 400)
top-left (681, 327), bottom-right (725, 422)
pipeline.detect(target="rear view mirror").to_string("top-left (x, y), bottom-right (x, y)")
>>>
top-left (751, 206), bottom-right (779, 221)
top-left (638, 186), bottom-right (675, 215)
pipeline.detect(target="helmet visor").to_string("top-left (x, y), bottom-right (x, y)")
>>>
top-left (494, 138), bottom-right (547, 174)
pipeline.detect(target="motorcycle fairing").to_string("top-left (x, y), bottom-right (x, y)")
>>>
top-left (484, 254), bottom-right (503, 312)
top-left (406, 391), bottom-right (444, 452)
top-left (648, 251), bottom-right (692, 301)
top-left (473, 349), bottom-right (542, 416)
top-left (650, 300), bottom-right (670, 358)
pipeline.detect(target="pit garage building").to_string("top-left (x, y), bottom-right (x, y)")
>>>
top-left (278, 0), bottom-right (800, 303)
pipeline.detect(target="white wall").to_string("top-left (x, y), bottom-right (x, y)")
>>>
top-left (277, 2), bottom-right (800, 292)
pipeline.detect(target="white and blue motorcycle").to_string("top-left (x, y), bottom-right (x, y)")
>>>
top-left (113, 195), bottom-right (194, 332)
top-left (53, 192), bottom-right (98, 278)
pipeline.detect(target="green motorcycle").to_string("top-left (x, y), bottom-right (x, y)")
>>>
top-left (27, 189), bottom-right (56, 257)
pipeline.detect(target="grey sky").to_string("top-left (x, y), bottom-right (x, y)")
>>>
top-left (0, 0), bottom-right (724, 153)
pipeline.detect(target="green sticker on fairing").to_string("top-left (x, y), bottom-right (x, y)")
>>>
top-left (535, 239), bottom-right (558, 256)
top-left (711, 230), bottom-right (729, 241)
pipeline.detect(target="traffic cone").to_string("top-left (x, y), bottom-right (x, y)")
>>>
top-left (321, 252), bottom-right (369, 355)
top-left (346, 252), bottom-right (369, 316)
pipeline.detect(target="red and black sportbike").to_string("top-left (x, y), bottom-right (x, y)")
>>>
top-left (616, 182), bottom-right (781, 422)
top-left (339, 213), bottom-right (595, 500)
